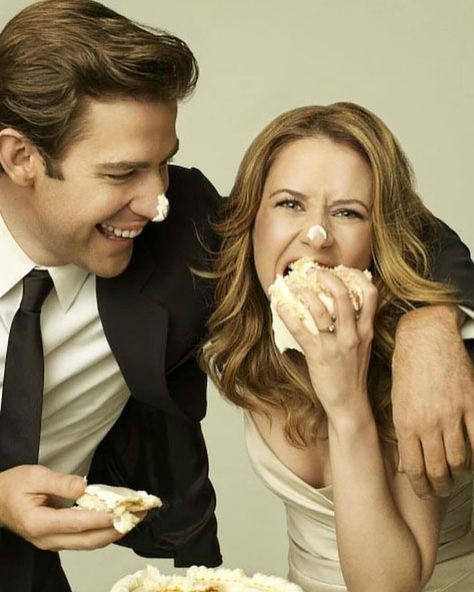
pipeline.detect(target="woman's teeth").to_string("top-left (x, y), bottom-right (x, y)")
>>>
top-left (99, 224), bottom-right (143, 239)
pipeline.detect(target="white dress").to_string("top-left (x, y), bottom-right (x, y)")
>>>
top-left (244, 411), bottom-right (474, 592)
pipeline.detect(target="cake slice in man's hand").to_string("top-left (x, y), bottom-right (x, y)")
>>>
top-left (76, 484), bottom-right (162, 534)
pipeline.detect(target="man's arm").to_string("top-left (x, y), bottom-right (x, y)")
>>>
top-left (392, 306), bottom-right (474, 497)
top-left (392, 222), bottom-right (474, 497)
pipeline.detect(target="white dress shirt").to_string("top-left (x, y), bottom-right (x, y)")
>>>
top-left (0, 214), bottom-right (130, 477)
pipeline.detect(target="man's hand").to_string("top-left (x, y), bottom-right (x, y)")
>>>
top-left (0, 465), bottom-right (125, 551)
top-left (392, 305), bottom-right (474, 498)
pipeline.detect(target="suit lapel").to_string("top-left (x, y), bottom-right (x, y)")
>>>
top-left (96, 236), bottom-right (186, 418)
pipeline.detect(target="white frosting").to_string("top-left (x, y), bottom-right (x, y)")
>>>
top-left (269, 257), bottom-right (372, 354)
top-left (76, 484), bottom-right (162, 534)
top-left (151, 193), bottom-right (170, 222)
top-left (306, 224), bottom-right (327, 242)
top-left (110, 566), bottom-right (304, 592)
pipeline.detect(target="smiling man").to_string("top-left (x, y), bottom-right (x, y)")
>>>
top-left (2, 99), bottom-right (179, 277)
top-left (0, 1), bottom-right (221, 590)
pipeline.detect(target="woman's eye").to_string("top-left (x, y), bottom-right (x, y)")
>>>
top-left (276, 199), bottom-right (302, 210)
top-left (334, 209), bottom-right (363, 219)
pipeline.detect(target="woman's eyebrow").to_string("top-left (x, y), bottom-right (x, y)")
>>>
top-left (330, 198), bottom-right (371, 212)
top-left (268, 189), bottom-right (309, 200)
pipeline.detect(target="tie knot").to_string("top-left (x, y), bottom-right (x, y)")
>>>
top-left (20, 269), bottom-right (54, 313)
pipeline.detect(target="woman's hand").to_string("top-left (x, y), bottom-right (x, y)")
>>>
top-left (276, 268), bottom-right (378, 417)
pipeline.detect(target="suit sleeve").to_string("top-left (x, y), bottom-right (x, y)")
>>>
top-left (431, 220), bottom-right (474, 310)
top-left (88, 165), bottom-right (222, 567)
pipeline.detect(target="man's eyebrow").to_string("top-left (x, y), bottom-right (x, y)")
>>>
top-left (97, 139), bottom-right (180, 171)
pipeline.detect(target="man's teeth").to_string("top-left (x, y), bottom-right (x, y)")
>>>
top-left (100, 224), bottom-right (143, 239)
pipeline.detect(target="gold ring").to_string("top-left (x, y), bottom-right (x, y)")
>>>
top-left (320, 323), bottom-right (336, 334)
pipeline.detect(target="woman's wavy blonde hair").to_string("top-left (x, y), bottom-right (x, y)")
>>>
top-left (201, 102), bottom-right (459, 452)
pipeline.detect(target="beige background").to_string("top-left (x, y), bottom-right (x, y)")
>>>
top-left (1, 0), bottom-right (473, 590)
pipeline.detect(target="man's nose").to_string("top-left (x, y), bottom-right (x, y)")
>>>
top-left (129, 169), bottom-right (168, 220)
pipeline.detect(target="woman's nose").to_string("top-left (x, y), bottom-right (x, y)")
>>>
top-left (301, 223), bottom-right (331, 248)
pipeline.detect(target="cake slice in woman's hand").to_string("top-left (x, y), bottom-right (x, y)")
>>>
top-left (269, 257), bottom-right (372, 354)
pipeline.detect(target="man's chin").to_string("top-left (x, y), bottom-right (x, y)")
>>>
top-left (89, 252), bottom-right (132, 278)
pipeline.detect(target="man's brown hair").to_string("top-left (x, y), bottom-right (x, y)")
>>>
top-left (0, 0), bottom-right (198, 175)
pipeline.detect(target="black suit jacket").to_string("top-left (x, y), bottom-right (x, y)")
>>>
top-left (0, 166), bottom-right (221, 592)
top-left (89, 165), bottom-right (222, 567)
top-left (432, 220), bottom-right (474, 310)
top-left (431, 220), bottom-right (474, 355)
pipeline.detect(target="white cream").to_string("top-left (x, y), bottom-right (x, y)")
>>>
top-left (306, 224), bottom-right (327, 242)
top-left (110, 565), bottom-right (304, 592)
top-left (76, 484), bottom-right (162, 534)
top-left (151, 193), bottom-right (170, 222)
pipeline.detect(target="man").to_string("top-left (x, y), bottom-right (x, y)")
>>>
top-left (0, 1), bottom-right (472, 591)
top-left (0, 2), bottom-right (221, 590)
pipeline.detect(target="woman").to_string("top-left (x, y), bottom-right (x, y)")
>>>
top-left (202, 102), bottom-right (474, 591)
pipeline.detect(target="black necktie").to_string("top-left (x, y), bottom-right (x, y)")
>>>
top-left (0, 269), bottom-right (53, 470)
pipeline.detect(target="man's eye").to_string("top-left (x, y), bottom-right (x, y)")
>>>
top-left (105, 171), bottom-right (135, 181)
top-left (276, 199), bottom-right (302, 210)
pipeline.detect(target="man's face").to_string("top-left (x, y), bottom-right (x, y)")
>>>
top-left (27, 98), bottom-right (178, 277)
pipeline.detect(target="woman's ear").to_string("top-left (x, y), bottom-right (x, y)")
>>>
top-left (0, 128), bottom-right (41, 187)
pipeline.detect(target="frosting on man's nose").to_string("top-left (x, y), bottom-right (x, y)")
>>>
top-left (151, 193), bottom-right (170, 222)
top-left (306, 224), bottom-right (327, 242)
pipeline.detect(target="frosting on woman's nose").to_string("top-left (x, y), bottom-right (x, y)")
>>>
top-left (306, 224), bottom-right (327, 242)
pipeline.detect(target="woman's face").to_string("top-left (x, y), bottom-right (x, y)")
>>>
top-left (252, 136), bottom-right (374, 294)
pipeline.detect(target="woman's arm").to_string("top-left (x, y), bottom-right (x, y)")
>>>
top-left (328, 402), bottom-right (443, 592)
top-left (276, 269), bottom-right (444, 592)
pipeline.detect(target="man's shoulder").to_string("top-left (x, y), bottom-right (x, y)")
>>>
top-left (138, 165), bottom-right (220, 252)
top-left (168, 165), bottom-right (221, 208)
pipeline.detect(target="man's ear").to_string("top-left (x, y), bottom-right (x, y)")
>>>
top-left (0, 128), bottom-right (42, 187)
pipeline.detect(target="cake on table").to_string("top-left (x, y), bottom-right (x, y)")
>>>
top-left (110, 566), bottom-right (304, 592)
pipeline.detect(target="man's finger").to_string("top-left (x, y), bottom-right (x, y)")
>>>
top-left (421, 433), bottom-right (453, 497)
top-left (397, 435), bottom-right (432, 498)
top-left (463, 412), bottom-right (474, 471)
top-left (33, 526), bottom-right (123, 552)
top-left (443, 424), bottom-right (468, 475)
top-left (24, 466), bottom-right (87, 501)
top-left (33, 506), bottom-right (115, 537)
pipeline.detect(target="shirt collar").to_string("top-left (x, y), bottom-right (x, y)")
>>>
top-left (0, 212), bottom-right (89, 312)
